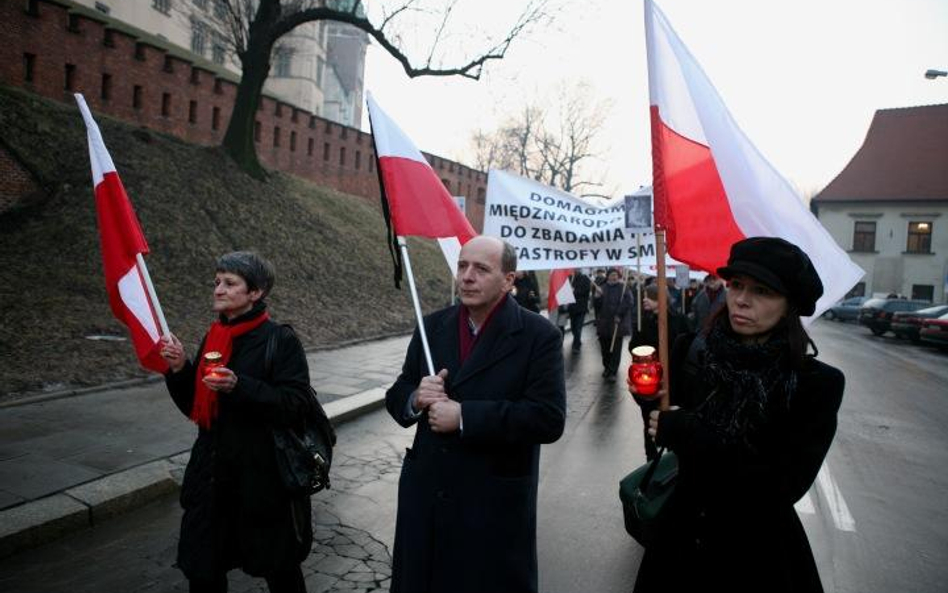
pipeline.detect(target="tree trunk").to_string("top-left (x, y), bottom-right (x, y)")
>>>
top-left (221, 42), bottom-right (272, 179)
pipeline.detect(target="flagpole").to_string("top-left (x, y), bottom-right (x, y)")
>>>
top-left (609, 268), bottom-right (631, 353)
top-left (397, 236), bottom-right (436, 376)
top-left (135, 253), bottom-right (169, 336)
top-left (655, 230), bottom-right (670, 411)
top-left (636, 233), bottom-right (642, 332)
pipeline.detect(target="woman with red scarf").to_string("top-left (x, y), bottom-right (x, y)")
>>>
top-left (159, 251), bottom-right (313, 593)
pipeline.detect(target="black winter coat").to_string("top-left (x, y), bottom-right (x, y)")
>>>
top-left (165, 305), bottom-right (314, 580)
top-left (386, 295), bottom-right (567, 593)
top-left (568, 273), bottom-right (592, 313)
top-left (633, 332), bottom-right (844, 593)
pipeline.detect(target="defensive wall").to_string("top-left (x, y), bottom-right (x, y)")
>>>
top-left (0, 0), bottom-right (488, 228)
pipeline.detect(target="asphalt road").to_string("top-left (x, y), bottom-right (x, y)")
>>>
top-left (0, 321), bottom-right (945, 592)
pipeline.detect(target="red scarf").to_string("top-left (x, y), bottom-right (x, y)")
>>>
top-left (458, 297), bottom-right (506, 364)
top-left (191, 311), bottom-right (270, 429)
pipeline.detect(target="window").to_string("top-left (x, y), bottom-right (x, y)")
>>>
top-left (133, 85), bottom-right (143, 109)
top-left (134, 43), bottom-right (146, 61)
top-left (291, 110), bottom-right (299, 124)
top-left (191, 20), bottom-right (207, 55)
top-left (442, 178), bottom-right (451, 192)
top-left (273, 126), bottom-right (281, 147)
top-left (316, 57), bottom-right (325, 86)
top-left (309, 115), bottom-right (316, 129)
top-left (340, 127), bottom-right (347, 140)
top-left (355, 150), bottom-right (361, 170)
top-left (307, 138), bottom-right (314, 156)
top-left (339, 146), bottom-right (346, 166)
top-left (23, 53), bottom-right (35, 83)
top-left (103, 29), bottom-right (115, 47)
top-left (911, 285), bottom-right (934, 302)
top-left (26, 0), bottom-right (40, 17)
top-left (214, 78), bottom-right (223, 94)
top-left (190, 67), bottom-right (200, 84)
top-left (101, 73), bottom-right (112, 101)
top-left (907, 221), bottom-right (932, 253)
top-left (212, 106), bottom-right (220, 130)
top-left (274, 47), bottom-right (292, 78)
top-left (67, 13), bottom-right (80, 33)
top-left (152, 0), bottom-right (171, 15)
top-left (212, 37), bottom-right (226, 65)
top-left (323, 142), bottom-right (330, 161)
top-left (161, 92), bottom-right (171, 117)
top-left (163, 55), bottom-right (174, 73)
top-left (275, 103), bottom-right (283, 118)
top-left (188, 100), bottom-right (197, 124)
top-left (852, 221), bottom-right (875, 252)
top-left (64, 64), bottom-right (76, 91)
top-left (290, 131), bottom-right (297, 152)
top-left (324, 120), bottom-right (332, 133)
top-left (254, 121), bottom-right (261, 142)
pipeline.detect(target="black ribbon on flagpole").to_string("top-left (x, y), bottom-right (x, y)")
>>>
top-left (367, 109), bottom-right (404, 289)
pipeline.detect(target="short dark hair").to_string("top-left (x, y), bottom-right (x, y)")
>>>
top-left (500, 240), bottom-right (517, 273)
top-left (216, 251), bottom-right (275, 298)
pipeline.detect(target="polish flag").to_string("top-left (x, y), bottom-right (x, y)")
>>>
top-left (76, 94), bottom-right (168, 373)
top-left (548, 269), bottom-right (576, 312)
top-left (366, 93), bottom-right (477, 277)
top-left (644, 0), bottom-right (863, 318)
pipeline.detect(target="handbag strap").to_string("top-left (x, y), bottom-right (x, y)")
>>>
top-left (639, 447), bottom-right (667, 491)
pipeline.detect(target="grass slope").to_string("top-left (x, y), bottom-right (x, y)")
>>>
top-left (0, 86), bottom-right (452, 397)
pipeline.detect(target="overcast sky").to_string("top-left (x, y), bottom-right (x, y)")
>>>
top-left (361, 0), bottom-right (948, 199)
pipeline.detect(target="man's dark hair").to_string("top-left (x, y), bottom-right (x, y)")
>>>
top-left (500, 240), bottom-right (517, 273)
top-left (216, 251), bottom-right (275, 298)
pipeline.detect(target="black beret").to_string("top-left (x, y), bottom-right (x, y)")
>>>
top-left (716, 237), bottom-right (823, 316)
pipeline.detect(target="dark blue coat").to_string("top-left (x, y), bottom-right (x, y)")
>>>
top-left (386, 295), bottom-right (567, 593)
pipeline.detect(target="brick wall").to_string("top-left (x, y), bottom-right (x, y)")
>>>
top-left (0, 0), bottom-right (488, 229)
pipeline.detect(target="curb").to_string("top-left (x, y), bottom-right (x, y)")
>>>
top-left (0, 386), bottom-right (387, 559)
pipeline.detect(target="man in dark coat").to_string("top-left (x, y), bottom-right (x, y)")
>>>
top-left (567, 270), bottom-right (592, 351)
top-left (593, 268), bottom-right (635, 380)
top-left (386, 235), bottom-right (567, 593)
top-left (690, 273), bottom-right (726, 331)
top-left (513, 270), bottom-right (541, 312)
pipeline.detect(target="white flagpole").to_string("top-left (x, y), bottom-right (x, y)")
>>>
top-left (135, 253), bottom-right (170, 336)
top-left (397, 236), bottom-right (436, 376)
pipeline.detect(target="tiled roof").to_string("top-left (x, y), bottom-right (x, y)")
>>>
top-left (813, 103), bottom-right (948, 203)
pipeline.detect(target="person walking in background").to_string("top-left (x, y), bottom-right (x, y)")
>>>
top-left (690, 273), bottom-right (726, 331)
top-left (627, 283), bottom-right (688, 461)
top-left (158, 251), bottom-right (314, 593)
top-left (386, 236), bottom-right (567, 593)
top-left (630, 237), bottom-right (844, 593)
top-left (592, 268), bottom-right (607, 318)
top-left (513, 270), bottom-right (541, 313)
top-left (568, 269), bottom-right (592, 351)
top-left (593, 268), bottom-right (635, 380)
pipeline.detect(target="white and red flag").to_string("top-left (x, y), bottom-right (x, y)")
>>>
top-left (548, 269), bottom-right (576, 313)
top-left (644, 0), bottom-right (863, 318)
top-left (75, 94), bottom-right (168, 373)
top-left (366, 93), bottom-right (477, 284)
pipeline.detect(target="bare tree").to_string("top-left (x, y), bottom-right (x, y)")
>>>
top-left (472, 82), bottom-right (611, 194)
top-left (189, 0), bottom-right (551, 178)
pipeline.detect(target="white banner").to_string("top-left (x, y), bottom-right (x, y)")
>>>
top-left (484, 170), bottom-right (682, 271)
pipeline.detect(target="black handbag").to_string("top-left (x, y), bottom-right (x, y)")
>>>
top-left (265, 325), bottom-right (336, 496)
top-left (618, 448), bottom-right (677, 546)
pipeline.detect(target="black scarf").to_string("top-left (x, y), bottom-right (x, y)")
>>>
top-left (696, 319), bottom-right (797, 450)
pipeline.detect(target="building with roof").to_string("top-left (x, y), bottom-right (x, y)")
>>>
top-left (811, 103), bottom-right (948, 303)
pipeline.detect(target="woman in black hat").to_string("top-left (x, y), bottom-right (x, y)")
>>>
top-left (630, 237), bottom-right (844, 593)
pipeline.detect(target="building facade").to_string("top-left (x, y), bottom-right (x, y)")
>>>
top-left (812, 104), bottom-right (948, 303)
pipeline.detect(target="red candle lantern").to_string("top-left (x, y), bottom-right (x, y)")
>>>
top-left (203, 351), bottom-right (224, 377)
top-left (628, 346), bottom-right (663, 397)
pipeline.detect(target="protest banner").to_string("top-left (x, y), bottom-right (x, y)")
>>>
top-left (484, 170), bottom-right (683, 271)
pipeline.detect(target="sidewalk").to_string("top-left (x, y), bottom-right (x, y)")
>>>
top-left (0, 334), bottom-right (411, 558)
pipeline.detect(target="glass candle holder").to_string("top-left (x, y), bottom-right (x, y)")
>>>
top-left (628, 345), bottom-right (663, 398)
top-left (203, 351), bottom-right (224, 377)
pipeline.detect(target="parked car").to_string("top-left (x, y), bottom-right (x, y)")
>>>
top-left (858, 298), bottom-right (931, 336)
top-left (919, 313), bottom-right (948, 350)
top-left (891, 305), bottom-right (948, 342)
top-left (823, 296), bottom-right (870, 322)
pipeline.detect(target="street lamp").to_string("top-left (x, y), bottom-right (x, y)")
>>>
top-left (924, 69), bottom-right (947, 80)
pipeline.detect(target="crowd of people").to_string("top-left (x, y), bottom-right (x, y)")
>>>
top-left (156, 235), bottom-right (843, 593)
